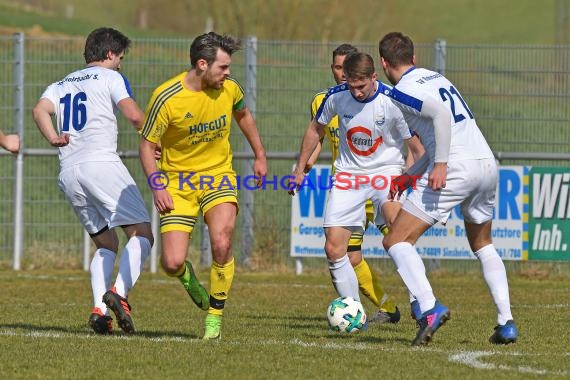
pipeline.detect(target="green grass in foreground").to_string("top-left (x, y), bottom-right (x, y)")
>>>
top-left (0, 268), bottom-right (568, 379)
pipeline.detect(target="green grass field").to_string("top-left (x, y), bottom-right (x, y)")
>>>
top-left (1, 267), bottom-right (568, 379)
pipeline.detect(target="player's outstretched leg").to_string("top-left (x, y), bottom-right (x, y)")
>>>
top-left (412, 301), bottom-right (450, 346)
top-left (178, 260), bottom-right (209, 311)
top-left (361, 224), bottom-right (400, 324)
top-left (489, 320), bottom-right (518, 344)
top-left (369, 307), bottom-right (401, 324)
top-left (102, 287), bottom-right (135, 334)
top-left (353, 256), bottom-right (400, 324)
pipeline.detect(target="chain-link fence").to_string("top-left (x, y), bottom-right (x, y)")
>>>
top-left (1, 35), bottom-right (569, 270)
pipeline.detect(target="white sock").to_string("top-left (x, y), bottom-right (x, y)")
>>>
top-left (475, 244), bottom-right (513, 325)
top-left (113, 236), bottom-right (151, 298)
top-left (328, 254), bottom-right (360, 301)
top-left (90, 248), bottom-right (116, 314)
top-left (409, 246), bottom-right (419, 303)
top-left (388, 242), bottom-right (436, 314)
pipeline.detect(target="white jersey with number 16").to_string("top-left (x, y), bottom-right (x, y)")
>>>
top-left (40, 66), bottom-right (133, 168)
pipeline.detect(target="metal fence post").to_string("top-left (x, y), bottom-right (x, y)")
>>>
top-left (241, 35), bottom-right (257, 267)
top-left (12, 32), bottom-right (24, 270)
top-left (434, 39), bottom-right (446, 75)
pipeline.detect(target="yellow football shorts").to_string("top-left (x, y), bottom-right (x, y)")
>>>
top-left (159, 169), bottom-right (238, 233)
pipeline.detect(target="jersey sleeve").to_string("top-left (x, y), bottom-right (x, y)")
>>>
top-left (109, 71), bottom-right (132, 105)
top-left (140, 88), bottom-right (169, 143)
top-left (40, 83), bottom-right (58, 108)
top-left (389, 85), bottom-right (424, 117)
top-left (389, 99), bottom-right (412, 140)
top-left (315, 90), bottom-right (336, 125)
top-left (227, 78), bottom-right (245, 111)
top-left (310, 92), bottom-right (325, 120)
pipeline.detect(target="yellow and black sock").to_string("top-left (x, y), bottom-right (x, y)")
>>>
top-left (354, 258), bottom-right (396, 313)
top-left (208, 257), bottom-right (235, 316)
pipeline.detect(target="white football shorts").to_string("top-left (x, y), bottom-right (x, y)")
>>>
top-left (58, 160), bottom-right (151, 234)
top-left (403, 157), bottom-right (497, 225)
top-left (323, 166), bottom-right (403, 228)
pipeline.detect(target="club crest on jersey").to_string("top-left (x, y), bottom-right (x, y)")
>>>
top-left (346, 126), bottom-right (383, 156)
top-left (375, 112), bottom-right (385, 126)
top-left (185, 112), bottom-right (193, 119)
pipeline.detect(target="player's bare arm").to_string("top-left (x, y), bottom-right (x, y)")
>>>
top-left (289, 118), bottom-right (324, 195)
top-left (139, 137), bottom-right (174, 213)
top-left (234, 107), bottom-right (267, 185)
top-left (0, 130), bottom-right (20, 153)
top-left (32, 98), bottom-right (70, 147)
top-left (407, 135), bottom-right (425, 163)
top-left (117, 97), bottom-right (145, 131)
top-left (304, 131), bottom-right (325, 173)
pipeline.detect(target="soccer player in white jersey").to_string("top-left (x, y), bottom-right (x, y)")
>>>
top-left (32, 27), bottom-right (154, 335)
top-left (379, 32), bottom-right (518, 346)
top-left (291, 52), bottom-right (425, 306)
top-left (305, 44), bottom-right (401, 324)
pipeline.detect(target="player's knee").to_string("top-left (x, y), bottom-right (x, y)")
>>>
top-left (147, 234), bottom-right (155, 247)
top-left (92, 229), bottom-right (119, 252)
top-left (324, 241), bottom-right (345, 260)
top-left (160, 255), bottom-right (183, 275)
top-left (140, 229), bottom-right (154, 247)
top-left (211, 238), bottom-right (232, 263)
top-left (382, 233), bottom-right (397, 251)
top-left (125, 223), bottom-right (154, 247)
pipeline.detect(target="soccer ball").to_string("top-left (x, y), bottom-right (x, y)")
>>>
top-left (326, 296), bottom-right (367, 333)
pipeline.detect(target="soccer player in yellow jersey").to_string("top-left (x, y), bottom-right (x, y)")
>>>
top-left (139, 32), bottom-right (267, 340)
top-left (306, 44), bottom-right (400, 324)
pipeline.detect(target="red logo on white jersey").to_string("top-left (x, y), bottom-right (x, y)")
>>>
top-left (346, 126), bottom-right (382, 156)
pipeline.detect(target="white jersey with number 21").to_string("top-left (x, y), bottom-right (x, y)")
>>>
top-left (389, 67), bottom-right (494, 163)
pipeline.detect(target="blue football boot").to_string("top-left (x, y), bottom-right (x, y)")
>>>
top-left (489, 320), bottom-right (518, 344)
top-left (412, 301), bottom-right (450, 346)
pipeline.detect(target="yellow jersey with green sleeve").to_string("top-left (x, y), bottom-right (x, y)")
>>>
top-left (141, 72), bottom-right (245, 173)
top-left (311, 90), bottom-right (340, 168)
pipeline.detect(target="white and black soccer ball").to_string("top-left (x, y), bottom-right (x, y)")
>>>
top-left (326, 296), bottom-right (367, 333)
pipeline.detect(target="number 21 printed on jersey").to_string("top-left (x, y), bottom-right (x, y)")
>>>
top-left (439, 86), bottom-right (474, 123)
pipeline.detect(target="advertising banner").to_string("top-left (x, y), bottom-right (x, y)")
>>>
top-left (528, 167), bottom-right (570, 261)
top-left (290, 165), bottom-right (527, 260)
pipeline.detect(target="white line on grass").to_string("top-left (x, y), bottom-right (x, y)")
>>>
top-left (1, 327), bottom-right (569, 376)
top-left (0, 329), bottom-right (190, 342)
top-left (2, 328), bottom-right (569, 355)
top-left (449, 351), bottom-right (567, 376)
top-left (516, 304), bottom-right (570, 308)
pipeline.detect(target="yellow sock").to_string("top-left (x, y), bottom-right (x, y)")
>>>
top-left (208, 257), bottom-right (235, 316)
top-left (354, 258), bottom-right (396, 313)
